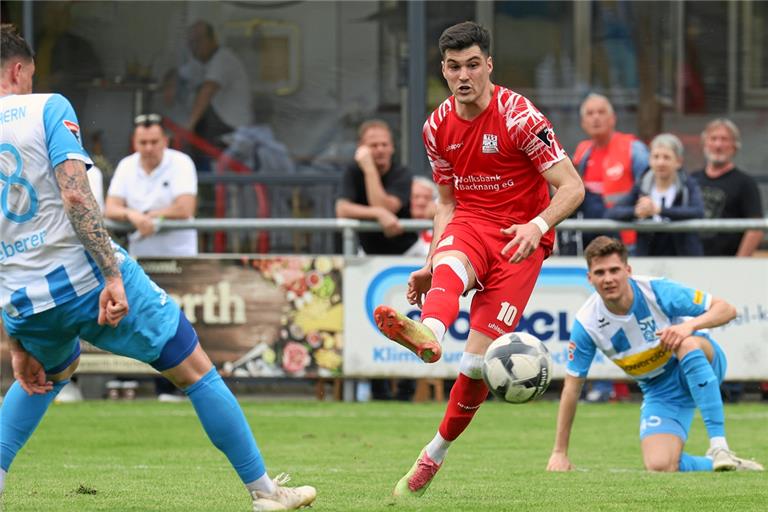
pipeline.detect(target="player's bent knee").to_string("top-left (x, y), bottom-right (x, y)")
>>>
top-left (674, 335), bottom-right (712, 360)
top-left (161, 344), bottom-right (213, 390)
top-left (644, 457), bottom-right (679, 472)
top-left (48, 356), bottom-right (80, 382)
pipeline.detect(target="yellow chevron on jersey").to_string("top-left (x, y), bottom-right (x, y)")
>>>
top-left (613, 345), bottom-right (672, 377)
top-left (566, 276), bottom-right (712, 381)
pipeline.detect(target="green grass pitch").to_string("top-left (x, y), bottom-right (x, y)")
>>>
top-left (1, 400), bottom-right (766, 511)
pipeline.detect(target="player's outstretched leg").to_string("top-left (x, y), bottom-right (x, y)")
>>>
top-left (374, 305), bottom-right (441, 363)
top-left (0, 379), bottom-right (69, 494)
top-left (376, 256), bottom-right (470, 364)
top-left (178, 365), bottom-right (317, 510)
top-left (393, 353), bottom-right (487, 497)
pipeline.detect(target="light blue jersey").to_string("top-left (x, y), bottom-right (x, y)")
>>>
top-left (1, 93), bottom-right (182, 371)
top-left (0, 93), bottom-right (96, 318)
top-left (567, 275), bottom-right (727, 441)
top-left (567, 275), bottom-right (711, 388)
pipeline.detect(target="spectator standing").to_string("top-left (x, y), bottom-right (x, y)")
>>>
top-left (691, 119), bottom-right (764, 257)
top-left (183, 21), bottom-right (252, 146)
top-left (105, 113), bottom-right (198, 258)
top-left (606, 133), bottom-right (704, 256)
top-left (565, 93), bottom-right (649, 251)
top-left (335, 119), bottom-right (417, 255)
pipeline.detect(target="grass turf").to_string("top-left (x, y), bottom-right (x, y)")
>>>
top-left (1, 400), bottom-right (766, 511)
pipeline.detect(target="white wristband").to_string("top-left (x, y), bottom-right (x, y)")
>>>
top-left (530, 216), bottom-right (550, 234)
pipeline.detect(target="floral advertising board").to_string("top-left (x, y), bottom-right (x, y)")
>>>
top-left (139, 256), bottom-right (344, 378)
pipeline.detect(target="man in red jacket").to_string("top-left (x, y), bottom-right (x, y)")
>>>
top-left (569, 93), bottom-right (649, 251)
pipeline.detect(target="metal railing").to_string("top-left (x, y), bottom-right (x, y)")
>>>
top-left (105, 217), bottom-right (768, 256)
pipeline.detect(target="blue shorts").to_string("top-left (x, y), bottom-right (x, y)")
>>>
top-left (2, 255), bottom-right (195, 373)
top-left (639, 335), bottom-right (726, 442)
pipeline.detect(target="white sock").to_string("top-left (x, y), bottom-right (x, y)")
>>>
top-left (0, 468), bottom-right (6, 494)
top-left (709, 437), bottom-right (729, 451)
top-left (425, 432), bottom-right (451, 464)
top-left (422, 317), bottom-right (446, 342)
top-left (246, 472), bottom-right (276, 495)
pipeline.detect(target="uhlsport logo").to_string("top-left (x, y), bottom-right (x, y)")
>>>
top-left (365, 265), bottom-right (593, 343)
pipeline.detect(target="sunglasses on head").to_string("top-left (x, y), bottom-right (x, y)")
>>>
top-left (134, 113), bottom-right (163, 127)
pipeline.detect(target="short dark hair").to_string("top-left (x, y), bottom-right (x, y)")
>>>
top-left (0, 24), bottom-right (34, 67)
top-left (189, 20), bottom-right (216, 40)
top-left (438, 21), bottom-right (491, 58)
top-left (584, 236), bottom-right (628, 269)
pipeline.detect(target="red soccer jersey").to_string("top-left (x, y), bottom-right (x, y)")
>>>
top-left (423, 85), bottom-right (567, 252)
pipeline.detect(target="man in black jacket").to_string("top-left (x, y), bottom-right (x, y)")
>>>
top-left (692, 119), bottom-right (763, 257)
top-left (335, 119), bottom-right (417, 254)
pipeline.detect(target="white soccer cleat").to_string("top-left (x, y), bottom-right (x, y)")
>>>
top-left (707, 447), bottom-right (765, 472)
top-left (251, 473), bottom-right (317, 511)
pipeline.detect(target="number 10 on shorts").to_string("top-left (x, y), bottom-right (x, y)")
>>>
top-left (496, 302), bottom-right (518, 326)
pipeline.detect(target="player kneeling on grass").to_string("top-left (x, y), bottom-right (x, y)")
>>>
top-left (0, 24), bottom-right (315, 511)
top-left (547, 236), bottom-right (763, 473)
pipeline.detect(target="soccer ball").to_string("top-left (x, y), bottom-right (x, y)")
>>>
top-left (482, 332), bottom-right (552, 404)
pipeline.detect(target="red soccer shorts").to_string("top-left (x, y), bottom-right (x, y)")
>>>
top-left (432, 219), bottom-right (545, 340)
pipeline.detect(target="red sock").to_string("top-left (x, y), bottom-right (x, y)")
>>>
top-left (438, 373), bottom-right (489, 441)
top-left (420, 262), bottom-right (465, 330)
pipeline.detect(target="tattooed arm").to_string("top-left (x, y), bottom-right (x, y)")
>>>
top-left (54, 160), bottom-right (129, 326)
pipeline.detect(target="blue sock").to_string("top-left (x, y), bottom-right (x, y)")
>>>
top-left (680, 349), bottom-right (725, 439)
top-left (0, 380), bottom-right (67, 472)
top-left (184, 367), bottom-right (266, 484)
top-left (679, 452), bottom-right (713, 472)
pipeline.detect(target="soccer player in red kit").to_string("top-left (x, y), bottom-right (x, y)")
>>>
top-left (374, 21), bottom-right (585, 497)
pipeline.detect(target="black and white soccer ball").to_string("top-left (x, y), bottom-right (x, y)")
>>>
top-left (482, 332), bottom-right (552, 404)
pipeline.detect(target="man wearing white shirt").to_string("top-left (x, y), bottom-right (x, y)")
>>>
top-left (184, 21), bottom-right (252, 143)
top-left (105, 114), bottom-right (198, 257)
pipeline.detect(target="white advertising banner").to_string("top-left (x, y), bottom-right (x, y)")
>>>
top-left (343, 257), bottom-right (768, 380)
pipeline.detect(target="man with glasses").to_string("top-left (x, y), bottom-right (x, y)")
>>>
top-left (105, 113), bottom-right (198, 258)
top-left (0, 25), bottom-right (315, 510)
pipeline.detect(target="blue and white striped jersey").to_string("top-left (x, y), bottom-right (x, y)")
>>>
top-left (566, 276), bottom-right (712, 382)
top-left (0, 93), bottom-right (97, 318)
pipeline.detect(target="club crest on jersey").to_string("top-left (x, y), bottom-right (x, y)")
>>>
top-left (481, 133), bottom-right (498, 154)
top-left (62, 120), bottom-right (82, 144)
top-left (638, 316), bottom-right (657, 342)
